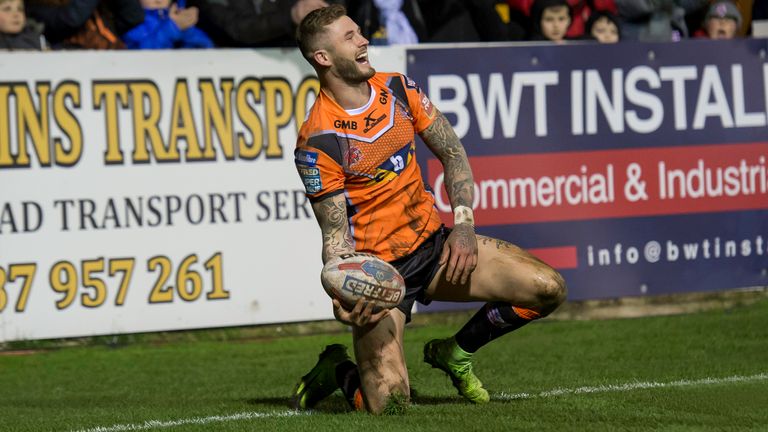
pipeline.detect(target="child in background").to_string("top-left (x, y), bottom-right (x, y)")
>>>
top-left (699, 1), bottom-right (741, 39)
top-left (585, 10), bottom-right (620, 43)
top-left (123, 0), bottom-right (213, 49)
top-left (530, 0), bottom-right (572, 42)
top-left (0, 0), bottom-right (47, 49)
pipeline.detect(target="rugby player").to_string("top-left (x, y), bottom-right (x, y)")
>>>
top-left (291, 5), bottom-right (566, 414)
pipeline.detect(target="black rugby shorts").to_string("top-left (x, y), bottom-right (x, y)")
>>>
top-left (389, 225), bottom-right (450, 323)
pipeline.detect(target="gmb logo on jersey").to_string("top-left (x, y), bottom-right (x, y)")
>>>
top-left (367, 142), bottom-right (413, 185)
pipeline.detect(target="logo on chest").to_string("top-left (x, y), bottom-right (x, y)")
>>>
top-left (345, 145), bottom-right (363, 166)
top-left (364, 110), bottom-right (387, 133)
top-left (334, 119), bottom-right (358, 130)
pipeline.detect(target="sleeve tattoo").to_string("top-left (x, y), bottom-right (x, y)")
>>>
top-left (312, 195), bottom-right (355, 263)
top-left (419, 110), bottom-right (475, 208)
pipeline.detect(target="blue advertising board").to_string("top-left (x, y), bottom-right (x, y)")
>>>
top-left (407, 39), bottom-right (768, 305)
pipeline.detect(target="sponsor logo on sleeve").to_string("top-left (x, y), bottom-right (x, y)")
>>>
top-left (295, 150), bottom-right (318, 167)
top-left (297, 166), bottom-right (320, 177)
top-left (296, 153), bottom-right (322, 193)
top-left (421, 94), bottom-right (435, 118)
top-left (404, 75), bottom-right (420, 90)
top-left (301, 173), bottom-right (322, 194)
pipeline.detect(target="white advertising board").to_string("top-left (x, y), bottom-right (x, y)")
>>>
top-left (0, 47), bottom-right (406, 342)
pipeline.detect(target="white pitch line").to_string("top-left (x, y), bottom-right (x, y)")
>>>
top-left (74, 373), bottom-right (767, 432)
top-left (493, 372), bottom-right (768, 401)
top-left (72, 410), bottom-right (306, 432)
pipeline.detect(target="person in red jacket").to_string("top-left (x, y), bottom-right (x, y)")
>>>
top-left (509, 0), bottom-right (617, 38)
top-left (695, 1), bottom-right (742, 39)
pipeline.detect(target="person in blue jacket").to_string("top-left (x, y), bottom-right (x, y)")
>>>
top-left (123, 0), bottom-right (213, 49)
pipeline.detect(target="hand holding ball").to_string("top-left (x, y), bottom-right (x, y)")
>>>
top-left (321, 253), bottom-right (405, 310)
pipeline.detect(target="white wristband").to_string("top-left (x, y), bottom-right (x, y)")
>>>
top-left (453, 205), bottom-right (474, 227)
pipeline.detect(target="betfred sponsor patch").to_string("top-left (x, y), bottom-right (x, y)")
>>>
top-left (297, 166), bottom-right (319, 177)
top-left (296, 160), bottom-right (322, 193)
top-left (301, 174), bottom-right (322, 194)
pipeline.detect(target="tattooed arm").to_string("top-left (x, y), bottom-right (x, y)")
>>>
top-left (311, 193), bottom-right (355, 264)
top-left (420, 110), bottom-right (475, 209)
top-left (419, 110), bottom-right (478, 285)
top-left (311, 193), bottom-right (389, 326)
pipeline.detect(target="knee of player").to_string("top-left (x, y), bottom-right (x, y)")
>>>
top-left (356, 350), bottom-right (409, 390)
top-left (536, 269), bottom-right (567, 312)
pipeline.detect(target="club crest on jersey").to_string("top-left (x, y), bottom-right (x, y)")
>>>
top-left (345, 145), bottom-right (362, 166)
top-left (363, 110), bottom-right (387, 133)
top-left (295, 150), bottom-right (318, 167)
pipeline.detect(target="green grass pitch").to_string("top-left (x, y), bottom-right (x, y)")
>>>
top-left (1, 299), bottom-right (767, 431)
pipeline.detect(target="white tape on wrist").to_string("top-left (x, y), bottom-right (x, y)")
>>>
top-left (453, 205), bottom-right (475, 227)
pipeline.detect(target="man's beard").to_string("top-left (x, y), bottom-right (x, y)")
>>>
top-left (335, 56), bottom-right (376, 84)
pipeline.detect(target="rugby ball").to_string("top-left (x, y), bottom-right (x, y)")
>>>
top-left (321, 253), bottom-right (406, 309)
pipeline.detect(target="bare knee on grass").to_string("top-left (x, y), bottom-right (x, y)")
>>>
top-left (355, 342), bottom-right (410, 414)
top-left (352, 311), bottom-right (410, 414)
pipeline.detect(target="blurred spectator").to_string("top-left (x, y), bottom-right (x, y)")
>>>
top-left (493, 1), bottom-right (529, 40)
top-left (414, 0), bottom-right (522, 42)
top-left (188, 0), bottom-right (327, 47)
top-left (725, 0), bottom-right (750, 36)
top-left (346, 0), bottom-right (424, 44)
top-left (122, 0), bottom-right (213, 48)
top-left (0, 0), bottom-right (48, 49)
top-left (751, 0), bottom-right (766, 34)
top-left (694, 0), bottom-right (741, 38)
top-left (715, 0), bottom-right (750, 36)
top-left (754, 0), bottom-right (766, 19)
top-left (529, 0), bottom-right (572, 42)
top-left (585, 9), bottom-right (620, 42)
top-left (615, 0), bottom-right (708, 41)
top-left (26, 0), bottom-right (143, 49)
top-left (509, 0), bottom-right (617, 38)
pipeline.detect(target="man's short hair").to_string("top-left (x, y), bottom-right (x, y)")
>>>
top-left (296, 4), bottom-right (347, 63)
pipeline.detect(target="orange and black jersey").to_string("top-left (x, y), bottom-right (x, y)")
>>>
top-left (294, 72), bottom-right (442, 262)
